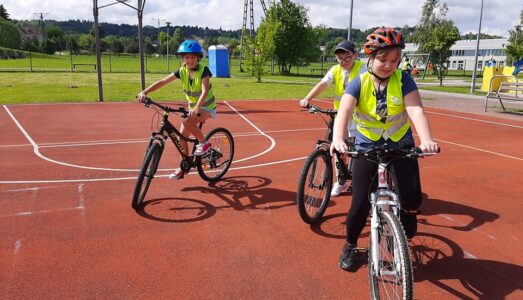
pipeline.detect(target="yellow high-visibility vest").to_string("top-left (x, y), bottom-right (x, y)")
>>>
top-left (179, 64), bottom-right (216, 110)
top-left (332, 60), bottom-right (364, 109)
top-left (353, 70), bottom-right (410, 142)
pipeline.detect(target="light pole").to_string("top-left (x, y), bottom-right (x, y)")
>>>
top-left (347, 0), bottom-right (354, 41)
top-left (470, 0), bottom-right (483, 93)
top-left (320, 45), bottom-right (325, 73)
top-left (165, 21), bottom-right (171, 71)
top-left (152, 18), bottom-right (165, 50)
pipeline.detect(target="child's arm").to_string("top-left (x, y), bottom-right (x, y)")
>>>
top-left (137, 74), bottom-right (177, 102)
top-left (299, 81), bottom-right (329, 107)
top-left (189, 75), bottom-right (211, 117)
top-left (330, 93), bottom-right (356, 154)
top-left (404, 90), bottom-right (439, 153)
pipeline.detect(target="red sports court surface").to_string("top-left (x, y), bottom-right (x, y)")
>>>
top-left (1, 100), bottom-right (522, 298)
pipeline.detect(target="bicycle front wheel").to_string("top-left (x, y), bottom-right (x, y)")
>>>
top-left (369, 211), bottom-right (413, 300)
top-left (132, 141), bottom-right (163, 210)
top-left (197, 127), bottom-right (234, 182)
top-left (296, 148), bottom-right (333, 224)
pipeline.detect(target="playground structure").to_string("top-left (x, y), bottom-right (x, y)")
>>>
top-left (402, 52), bottom-right (432, 79)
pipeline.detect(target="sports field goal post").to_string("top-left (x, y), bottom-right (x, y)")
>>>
top-left (93, 0), bottom-right (147, 102)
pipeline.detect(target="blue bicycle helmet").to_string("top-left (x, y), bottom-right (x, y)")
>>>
top-left (177, 40), bottom-right (203, 57)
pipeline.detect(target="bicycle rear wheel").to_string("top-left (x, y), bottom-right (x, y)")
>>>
top-left (132, 141), bottom-right (163, 210)
top-left (369, 211), bottom-right (413, 300)
top-left (296, 148), bottom-right (333, 224)
top-left (197, 127), bottom-right (234, 182)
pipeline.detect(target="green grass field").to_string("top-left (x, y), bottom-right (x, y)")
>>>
top-left (1, 53), bottom-right (489, 104)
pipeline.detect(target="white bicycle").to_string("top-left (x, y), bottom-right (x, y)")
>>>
top-left (347, 145), bottom-right (437, 299)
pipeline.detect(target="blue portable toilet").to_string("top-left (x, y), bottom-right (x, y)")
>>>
top-left (208, 45), bottom-right (230, 78)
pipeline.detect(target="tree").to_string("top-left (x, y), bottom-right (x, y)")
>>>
top-left (42, 25), bottom-right (66, 54)
top-left (505, 10), bottom-right (523, 65)
top-left (0, 18), bottom-right (21, 49)
top-left (21, 37), bottom-right (40, 52)
top-left (65, 34), bottom-right (80, 54)
top-left (244, 14), bottom-right (280, 82)
top-left (0, 4), bottom-right (10, 20)
top-left (269, 0), bottom-right (319, 75)
top-left (412, 0), bottom-right (459, 86)
top-left (77, 34), bottom-right (93, 53)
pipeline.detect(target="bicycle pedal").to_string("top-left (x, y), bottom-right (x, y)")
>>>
top-left (354, 247), bottom-right (368, 253)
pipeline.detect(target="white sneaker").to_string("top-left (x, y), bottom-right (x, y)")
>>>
top-left (331, 181), bottom-right (349, 197)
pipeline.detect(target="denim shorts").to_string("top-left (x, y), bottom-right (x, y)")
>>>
top-left (354, 128), bottom-right (415, 151)
top-left (199, 106), bottom-right (217, 119)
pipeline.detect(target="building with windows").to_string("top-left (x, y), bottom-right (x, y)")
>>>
top-left (403, 38), bottom-right (508, 71)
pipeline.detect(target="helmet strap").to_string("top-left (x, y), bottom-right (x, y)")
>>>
top-left (366, 59), bottom-right (389, 82)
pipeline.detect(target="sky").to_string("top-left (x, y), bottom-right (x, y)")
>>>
top-left (2, 0), bottom-right (522, 37)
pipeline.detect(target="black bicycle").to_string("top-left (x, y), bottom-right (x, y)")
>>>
top-left (132, 98), bottom-right (234, 210)
top-left (296, 104), bottom-right (353, 224)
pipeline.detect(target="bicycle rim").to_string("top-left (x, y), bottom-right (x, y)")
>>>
top-left (132, 142), bottom-right (162, 210)
top-left (197, 128), bottom-right (234, 182)
top-left (296, 148), bottom-right (332, 224)
top-left (369, 211), bottom-right (413, 300)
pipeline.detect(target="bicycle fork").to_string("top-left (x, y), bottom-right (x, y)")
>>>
top-left (370, 163), bottom-right (401, 275)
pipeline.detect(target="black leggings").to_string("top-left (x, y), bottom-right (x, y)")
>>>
top-left (346, 157), bottom-right (422, 245)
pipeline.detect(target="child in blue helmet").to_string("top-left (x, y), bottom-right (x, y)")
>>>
top-left (137, 40), bottom-right (216, 179)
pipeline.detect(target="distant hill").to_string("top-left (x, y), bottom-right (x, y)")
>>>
top-left (13, 19), bottom-right (243, 39)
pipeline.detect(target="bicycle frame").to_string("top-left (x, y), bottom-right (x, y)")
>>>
top-left (309, 105), bottom-right (353, 184)
top-left (148, 111), bottom-right (202, 155)
top-left (369, 161), bottom-right (401, 275)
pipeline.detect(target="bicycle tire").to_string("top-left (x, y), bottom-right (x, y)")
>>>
top-left (132, 141), bottom-right (163, 210)
top-left (296, 148), bottom-right (333, 224)
top-left (369, 210), bottom-right (413, 300)
top-left (197, 127), bottom-right (234, 182)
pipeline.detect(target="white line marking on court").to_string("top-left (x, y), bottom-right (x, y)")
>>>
top-left (0, 156), bottom-right (309, 184)
top-left (13, 240), bottom-right (21, 255)
top-left (1, 128), bottom-right (323, 150)
top-left (434, 138), bottom-right (523, 161)
top-left (426, 110), bottom-right (523, 129)
top-left (77, 184), bottom-right (85, 214)
top-left (0, 207), bottom-right (84, 218)
top-left (3, 106), bottom-right (139, 172)
top-left (223, 100), bottom-right (276, 163)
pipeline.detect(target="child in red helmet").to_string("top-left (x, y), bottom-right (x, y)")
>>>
top-left (330, 27), bottom-right (439, 271)
top-left (137, 40), bottom-right (216, 179)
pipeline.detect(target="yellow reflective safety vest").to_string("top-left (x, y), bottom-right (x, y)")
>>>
top-left (353, 70), bottom-right (410, 142)
top-left (332, 60), bottom-right (364, 110)
top-left (178, 64), bottom-right (216, 110)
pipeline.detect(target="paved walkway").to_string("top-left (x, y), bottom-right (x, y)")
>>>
top-left (420, 90), bottom-right (523, 121)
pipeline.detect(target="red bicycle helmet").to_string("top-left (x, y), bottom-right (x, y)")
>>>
top-left (363, 27), bottom-right (405, 55)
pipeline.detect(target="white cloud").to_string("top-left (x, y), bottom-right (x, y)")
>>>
top-left (2, 0), bottom-right (522, 37)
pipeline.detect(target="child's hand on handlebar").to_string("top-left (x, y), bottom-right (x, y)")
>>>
top-left (330, 138), bottom-right (349, 155)
top-left (136, 91), bottom-right (147, 103)
top-left (299, 99), bottom-right (309, 108)
top-left (419, 141), bottom-right (440, 154)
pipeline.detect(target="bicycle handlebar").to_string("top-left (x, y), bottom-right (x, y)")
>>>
top-left (305, 104), bottom-right (337, 117)
top-left (346, 145), bottom-right (440, 160)
top-left (142, 97), bottom-right (190, 117)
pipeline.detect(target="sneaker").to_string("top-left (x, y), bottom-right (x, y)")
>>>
top-left (331, 181), bottom-right (349, 197)
top-left (194, 141), bottom-right (211, 156)
top-left (339, 242), bottom-right (358, 271)
top-left (168, 168), bottom-right (184, 180)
